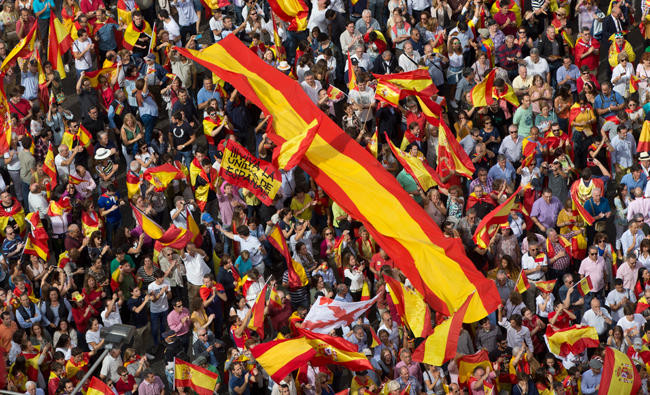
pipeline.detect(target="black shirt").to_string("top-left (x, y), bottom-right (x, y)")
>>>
top-left (127, 296), bottom-right (148, 328)
top-left (171, 121), bottom-right (194, 152)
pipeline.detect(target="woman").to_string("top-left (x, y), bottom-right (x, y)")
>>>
top-left (355, 226), bottom-right (376, 263)
top-left (423, 189), bottom-right (447, 227)
top-left (40, 288), bottom-right (72, 335)
top-left (120, 113), bottom-right (144, 165)
top-left (374, 348), bottom-right (396, 383)
top-left (229, 295), bottom-right (250, 321)
top-left (24, 254), bottom-right (47, 293)
top-left (576, 0), bottom-right (599, 31)
top-left (594, 232), bottom-right (615, 289)
top-left (136, 255), bottom-right (157, 290)
top-left (87, 231), bottom-right (110, 264)
top-left (190, 297), bottom-right (215, 341)
top-left (471, 52), bottom-right (490, 83)
top-left (343, 253), bottom-right (365, 301)
top-left (635, 267), bottom-right (650, 298)
top-left (8, 355), bottom-right (29, 392)
top-left (423, 364), bottom-right (447, 394)
top-left (488, 255), bottom-right (520, 281)
top-left (54, 333), bottom-right (73, 360)
top-left (320, 227), bottom-right (337, 262)
top-left (612, 53), bottom-right (634, 98)
top-left (53, 320), bottom-right (77, 351)
top-left (529, 74), bottom-right (553, 114)
top-left (453, 110), bottom-right (473, 141)
top-left (82, 276), bottom-right (104, 314)
top-left (81, 200), bottom-right (103, 239)
top-left (85, 317), bottom-right (105, 351)
top-left (262, 49), bottom-right (277, 68)
top-left (626, 98), bottom-right (645, 132)
top-left (310, 274), bottom-right (334, 301)
top-left (493, 225), bottom-right (522, 267)
top-left (535, 102), bottom-right (558, 134)
top-left (446, 185), bottom-right (464, 224)
top-left (638, 239), bottom-right (650, 270)
top-left (446, 38), bottom-right (464, 91)
top-left (97, 74), bottom-right (117, 111)
top-left (576, 66), bottom-right (600, 93)
top-left (522, 307), bottom-right (546, 357)
top-left (505, 290), bottom-right (526, 318)
top-left (61, 0), bottom-right (79, 33)
top-left (607, 325), bottom-right (628, 352)
top-left (637, 52), bottom-right (650, 103)
top-left (134, 143), bottom-right (157, 170)
top-left (29, 323), bottom-right (52, 348)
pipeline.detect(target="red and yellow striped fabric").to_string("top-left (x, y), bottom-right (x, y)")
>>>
top-left (84, 67), bottom-right (117, 88)
top-left (0, 23), bottom-right (37, 72)
top-left (267, 0), bottom-right (308, 31)
top-left (373, 69), bottom-right (438, 98)
top-left (386, 136), bottom-right (440, 192)
top-left (384, 275), bottom-right (432, 338)
top-left (48, 11), bottom-right (72, 80)
top-left (123, 19), bottom-right (151, 50)
top-left (247, 283), bottom-right (268, 338)
top-left (142, 163), bottom-right (185, 191)
top-left (267, 225), bottom-right (308, 288)
top-left (639, 120), bottom-right (650, 153)
top-left (131, 203), bottom-right (164, 239)
top-left (438, 119), bottom-right (475, 180)
top-left (298, 328), bottom-right (373, 371)
top-left (473, 185), bottom-right (523, 249)
top-left (600, 347), bottom-right (641, 394)
top-left (576, 276), bottom-right (594, 296)
top-left (546, 325), bottom-right (599, 357)
top-left (250, 337), bottom-right (316, 382)
top-left (173, 36), bottom-right (500, 322)
top-left (126, 170), bottom-right (141, 199)
top-left (515, 270), bottom-right (530, 294)
top-left (458, 350), bottom-right (491, 385)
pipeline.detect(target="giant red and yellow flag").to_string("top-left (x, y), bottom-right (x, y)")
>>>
top-left (267, 225), bottom-right (308, 288)
top-left (250, 338), bottom-right (316, 382)
top-left (458, 350), bottom-right (491, 385)
top-left (174, 358), bottom-right (220, 395)
top-left (131, 203), bottom-right (165, 239)
top-left (438, 120), bottom-right (475, 179)
top-left (248, 283), bottom-right (268, 338)
top-left (387, 135), bottom-right (440, 192)
top-left (87, 376), bottom-right (113, 395)
top-left (298, 328), bottom-right (374, 371)
top-left (267, 0), bottom-right (308, 31)
top-left (143, 163), bottom-right (185, 191)
top-left (473, 185), bottom-right (523, 249)
top-left (599, 347), bottom-right (641, 395)
top-left (0, 23), bottom-right (37, 72)
top-left (638, 121), bottom-right (650, 153)
top-left (412, 294), bottom-right (471, 366)
top-left (384, 275), bottom-right (432, 338)
top-left (373, 69), bottom-right (438, 98)
top-left (173, 36), bottom-right (500, 322)
top-left (470, 69), bottom-right (520, 107)
top-left (48, 10), bottom-right (72, 80)
top-left (546, 325), bottom-right (599, 357)
top-left (0, 80), bottom-right (12, 155)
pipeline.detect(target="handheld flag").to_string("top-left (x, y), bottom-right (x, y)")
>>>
top-left (515, 271), bottom-right (530, 294)
top-left (438, 120), bottom-right (475, 179)
top-left (535, 279), bottom-right (557, 294)
top-left (174, 358), bottom-right (220, 395)
top-left (267, 0), bottom-right (309, 31)
top-left (598, 347), bottom-right (641, 394)
top-left (546, 325), bottom-right (599, 357)
top-left (473, 186), bottom-right (523, 249)
top-left (575, 276), bottom-right (594, 296)
top-left (87, 376), bottom-right (114, 395)
top-left (267, 225), bottom-right (308, 288)
top-left (347, 52), bottom-right (358, 92)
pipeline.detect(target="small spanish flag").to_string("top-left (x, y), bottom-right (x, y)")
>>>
top-left (269, 286), bottom-right (283, 309)
top-left (250, 338), bottom-right (316, 383)
top-left (84, 67), bottom-right (117, 88)
top-left (248, 282), bottom-right (268, 338)
top-left (535, 279), bottom-right (557, 294)
top-left (126, 170), bottom-right (141, 199)
top-left (576, 276), bottom-right (594, 296)
top-left (636, 296), bottom-right (650, 314)
top-left (347, 52), bottom-right (358, 92)
top-left (458, 350), bottom-right (491, 385)
top-left (375, 81), bottom-right (401, 107)
top-left (327, 85), bottom-right (344, 102)
top-left (87, 376), bottom-right (113, 395)
top-left (631, 75), bottom-right (640, 94)
top-left (515, 270), bottom-right (530, 294)
top-left (360, 281), bottom-right (370, 301)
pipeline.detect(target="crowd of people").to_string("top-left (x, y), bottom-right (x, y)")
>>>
top-left (0, 0), bottom-right (649, 393)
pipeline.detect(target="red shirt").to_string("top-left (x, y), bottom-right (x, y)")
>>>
top-left (547, 310), bottom-right (570, 336)
top-left (370, 252), bottom-right (394, 274)
top-left (114, 375), bottom-right (136, 395)
top-left (406, 111), bottom-right (426, 132)
top-left (8, 98), bottom-right (32, 124)
top-left (574, 37), bottom-right (600, 71)
top-left (494, 11), bottom-right (517, 36)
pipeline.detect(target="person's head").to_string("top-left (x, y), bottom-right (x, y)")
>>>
top-left (522, 94), bottom-right (531, 108)
top-left (400, 348), bottom-right (412, 364)
top-left (529, 48), bottom-right (540, 62)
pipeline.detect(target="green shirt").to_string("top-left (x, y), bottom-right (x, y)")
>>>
top-left (396, 169), bottom-right (423, 204)
top-left (513, 106), bottom-right (534, 138)
top-left (110, 255), bottom-right (136, 275)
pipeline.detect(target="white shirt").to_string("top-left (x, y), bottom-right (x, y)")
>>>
top-left (85, 328), bottom-right (103, 350)
top-left (101, 307), bottom-right (122, 327)
top-left (28, 191), bottom-right (48, 218)
top-left (183, 252), bottom-right (211, 286)
top-left (348, 87), bottom-right (376, 122)
top-left (344, 268), bottom-right (365, 292)
top-left (617, 314), bottom-right (646, 339)
top-left (581, 308), bottom-right (612, 335)
top-left (100, 353), bottom-right (123, 382)
top-left (233, 235), bottom-right (264, 267)
top-left (521, 252), bottom-right (546, 281)
top-left (535, 293), bottom-right (554, 318)
top-left (307, 6), bottom-right (328, 32)
top-left (612, 62), bottom-right (634, 98)
top-left (209, 16), bottom-right (223, 42)
top-left (148, 280), bottom-right (171, 313)
top-left (606, 289), bottom-right (635, 322)
top-left (300, 80), bottom-right (323, 104)
top-left (398, 52), bottom-right (422, 72)
top-left (174, 0), bottom-right (198, 26)
top-left (55, 152), bottom-right (74, 179)
top-left (163, 17), bottom-right (182, 45)
top-left (73, 38), bottom-right (93, 71)
top-left (524, 56), bottom-right (550, 79)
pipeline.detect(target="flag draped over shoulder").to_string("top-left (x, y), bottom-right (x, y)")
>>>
top-left (470, 70), bottom-right (520, 107)
top-left (599, 347), bottom-right (641, 395)
top-left (173, 36), bottom-right (500, 322)
top-left (123, 19), bottom-right (151, 50)
top-left (267, 0), bottom-right (309, 31)
top-left (0, 23), bottom-right (37, 72)
top-left (386, 135), bottom-right (440, 192)
top-left (48, 10), bottom-right (72, 80)
top-left (413, 295), bottom-right (471, 366)
top-left (174, 358), bottom-right (220, 395)
top-left (218, 139), bottom-right (282, 205)
top-left (473, 186), bottom-right (523, 249)
top-left (546, 325), bottom-right (599, 357)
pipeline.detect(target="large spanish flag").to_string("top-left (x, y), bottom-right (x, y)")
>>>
top-left (143, 163), bottom-right (185, 191)
top-left (0, 23), bottom-right (37, 72)
top-left (48, 10), bottom-right (72, 80)
top-left (87, 376), bottom-right (113, 395)
top-left (298, 328), bottom-right (374, 371)
top-left (384, 275), bottom-right (432, 338)
top-left (373, 69), bottom-right (438, 98)
top-left (250, 338), bottom-right (316, 382)
top-left (386, 135), bottom-right (440, 192)
top-left (173, 36), bottom-right (500, 322)
top-left (84, 67), bottom-right (117, 87)
top-left (473, 185), bottom-right (523, 249)
top-left (375, 81), bottom-right (401, 107)
top-left (174, 358), bottom-right (220, 395)
top-left (131, 203), bottom-right (165, 239)
top-left (599, 347), bottom-right (641, 394)
top-left (438, 119), bottom-right (475, 179)
top-left (267, 225), bottom-right (308, 288)
top-left (470, 69), bottom-right (519, 107)
top-left (267, 0), bottom-right (308, 31)
top-left (546, 325), bottom-right (599, 357)
top-left (413, 294), bottom-right (471, 366)
top-left (458, 350), bottom-right (491, 385)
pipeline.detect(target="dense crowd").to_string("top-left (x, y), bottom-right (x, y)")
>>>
top-left (0, 0), bottom-right (649, 393)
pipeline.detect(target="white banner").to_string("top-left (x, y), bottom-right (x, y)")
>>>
top-left (302, 295), bottom-right (380, 334)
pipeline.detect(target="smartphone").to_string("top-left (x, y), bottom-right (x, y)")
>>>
top-left (195, 34), bottom-right (202, 40)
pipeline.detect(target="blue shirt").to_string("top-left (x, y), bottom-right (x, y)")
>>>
top-left (556, 64), bottom-right (580, 92)
top-left (580, 369), bottom-right (601, 395)
top-left (229, 375), bottom-right (249, 395)
top-left (96, 23), bottom-right (119, 51)
top-left (32, 0), bottom-right (54, 19)
top-left (138, 91), bottom-right (159, 117)
top-left (594, 91), bottom-right (624, 119)
top-left (196, 87), bottom-right (222, 110)
top-left (234, 256), bottom-right (252, 274)
top-left (21, 71), bottom-right (38, 100)
top-left (488, 162), bottom-right (516, 183)
top-left (98, 193), bottom-right (121, 224)
top-left (620, 172), bottom-right (647, 192)
top-left (584, 197), bottom-right (611, 221)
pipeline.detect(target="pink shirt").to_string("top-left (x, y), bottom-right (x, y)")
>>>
top-left (166, 307), bottom-right (191, 336)
top-left (579, 256), bottom-right (606, 292)
top-left (616, 262), bottom-right (639, 290)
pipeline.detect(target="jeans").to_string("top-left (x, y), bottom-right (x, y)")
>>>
top-left (179, 24), bottom-right (197, 46)
top-left (140, 114), bottom-right (157, 145)
top-left (105, 220), bottom-right (121, 245)
top-left (150, 310), bottom-right (168, 346)
top-left (176, 150), bottom-right (193, 169)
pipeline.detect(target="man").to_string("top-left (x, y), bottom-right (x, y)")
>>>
top-left (390, 14), bottom-right (411, 50)
top-left (348, 73), bottom-right (375, 127)
top-left (556, 56), bottom-right (580, 94)
top-left (584, 188), bottom-right (611, 232)
top-left (72, 29), bottom-right (94, 77)
top-left (537, 25), bottom-right (564, 82)
top-left (611, 124), bottom-right (636, 179)
top-left (340, 21), bottom-right (362, 55)
top-left (581, 358), bottom-right (602, 395)
top-left (546, 228), bottom-right (573, 281)
top-left (521, 242), bottom-right (546, 309)
top-left (301, 71), bottom-right (322, 104)
top-left (158, 9), bottom-right (181, 45)
top-left (126, 286), bottom-right (152, 354)
top-left (2, 225), bottom-right (24, 265)
top-left (620, 215), bottom-right (645, 257)
top-left (15, 294), bottom-right (41, 329)
top-left (182, 243), bottom-right (210, 301)
top-left (487, 154), bottom-right (516, 183)
top-left (512, 65), bottom-right (533, 99)
top-left (138, 370), bottom-right (165, 395)
top-left (0, 311), bottom-right (17, 384)
top-left (171, 88), bottom-right (199, 127)
top-left (601, 6), bottom-right (626, 51)
top-left (523, 48), bottom-right (550, 83)
top-left (547, 158), bottom-right (569, 203)
top-left (496, 35), bottom-right (520, 80)
top-left (497, 309), bottom-right (535, 352)
top-left (99, 347), bottom-right (122, 382)
top-left (169, 111), bottom-right (195, 167)
top-left (18, 136), bottom-right (34, 208)
top-left (559, 273), bottom-right (585, 317)
top-left (393, 348), bottom-right (421, 382)
top-left (196, 76), bottom-right (221, 113)
top-left (580, 298), bottom-right (612, 338)
top-left (622, 165), bottom-right (647, 193)
top-left (167, 299), bottom-right (191, 351)
top-left (594, 81), bottom-right (624, 121)
top-left (579, 246), bottom-right (607, 302)
top-left (574, 27), bottom-right (599, 72)
top-left (616, 253), bottom-right (639, 290)
top-left (606, 278), bottom-right (635, 322)
top-left (229, 362), bottom-right (254, 395)
top-left (97, 185), bottom-right (123, 244)
top-left (512, 94), bottom-right (534, 138)
top-left (454, 68), bottom-right (476, 106)
top-left (494, 269), bottom-right (514, 305)
top-left (530, 188), bottom-right (562, 233)
top-left (192, 328), bottom-right (225, 368)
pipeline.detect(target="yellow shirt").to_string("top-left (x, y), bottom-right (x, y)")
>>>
top-left (291, 194), bottom-right (313, 221)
